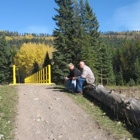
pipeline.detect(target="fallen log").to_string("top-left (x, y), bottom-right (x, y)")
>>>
top-left (83, 84), bottom-right (140, 127)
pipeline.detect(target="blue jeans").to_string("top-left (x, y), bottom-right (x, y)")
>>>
top-left (65, 80), bottom-right (76, 92)
top-left (76, 77), bottom-right (86, 92)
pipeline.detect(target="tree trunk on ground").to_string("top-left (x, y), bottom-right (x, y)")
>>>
top-left (83, 84), bottom-right (140, 127)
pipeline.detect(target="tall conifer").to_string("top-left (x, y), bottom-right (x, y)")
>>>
top-left (52, 0), bottom-right (75, 83)
top-left (80, 0), bottom-right (100, 73)
top-left (42, 51), bottom-right (51, 68)
top-left (96, 42), bottom-right (115, 85)
top-left (0, 35), bottom-right (12, 84)
top-left (52, 0), bottom-right (100, 84)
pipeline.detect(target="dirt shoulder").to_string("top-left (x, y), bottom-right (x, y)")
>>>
top-left (14, 84), bottom-right (116, 140)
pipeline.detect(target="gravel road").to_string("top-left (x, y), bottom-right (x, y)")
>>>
top-left (14, 84), bottom-right (115, 140)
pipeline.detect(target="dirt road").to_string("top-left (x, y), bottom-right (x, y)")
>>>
top-left (14, 85), bottom-right (115, 140)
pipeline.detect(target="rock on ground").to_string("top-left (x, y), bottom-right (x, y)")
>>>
top-left (14, 85), bottom-right (115, 140)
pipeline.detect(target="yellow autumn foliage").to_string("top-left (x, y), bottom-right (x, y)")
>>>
top-left (14, 43), bottom-right (55, 76)
top-left (24, 34), bottom-right (34, 39)
top-left (5, 36), bottom-right (13, 41)
top-left (5, 35), bottom-right (55, 41)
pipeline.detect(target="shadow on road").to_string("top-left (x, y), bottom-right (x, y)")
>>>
top-left (46, 86), bottom-right (68, 93)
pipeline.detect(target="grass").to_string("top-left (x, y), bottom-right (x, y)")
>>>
top-left (0, 85), bottom-right (18, 140)
top-left (67, 92), bottom-right (140, 140)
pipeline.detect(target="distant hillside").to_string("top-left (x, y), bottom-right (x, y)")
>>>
top-left (0, 30), bottom-right (55, 49)
top-left (1, 30), bottom-right (140, 42)
top-left (1, 30), bottom-right (140, 50)
top-left (101, 31), bottom-right (140, 39)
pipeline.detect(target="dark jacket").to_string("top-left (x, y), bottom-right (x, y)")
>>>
top-left (68, 67), bottom-right (81, 79)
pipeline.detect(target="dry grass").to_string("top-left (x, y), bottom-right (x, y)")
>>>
top-left (107, 86), bottom-right (140, 99)
top-left (0, 85), bottom-right (18, 140)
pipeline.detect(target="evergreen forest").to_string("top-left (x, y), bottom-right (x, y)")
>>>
top-left (1, 0), bottom-right (140, 86)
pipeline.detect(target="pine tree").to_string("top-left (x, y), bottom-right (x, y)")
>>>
top-left (71, 0), bottom-right (83, 65)
top-left (52, 0), bottom-right (100, 84)
top-left (80, 0), bottom-right (100, 73)
top-left (118, 40), bottom-right (136, 84)
top-left (32, 61), bottom-right (40, 74)
top-left (52, 0), bottom-right (75, 83)
top-left (106, 47), bottom-right (115, 85)
top-left (84, 0), bottom-right (100, 43)
top-left (134, 57), bottom-right (140, 85)
top-left (112, 48), bottom-right (123, 85)
top-left (0, 35), bottom-right (12, 84)
top-left (42, 51), bottom-right (51, 68)
top-left (96, 42), bottom-right (115, 85)
top-left (115, 67), bottom-right (124, 86)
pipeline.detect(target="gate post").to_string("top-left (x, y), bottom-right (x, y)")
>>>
top-left (48, 65), bottom-right (51, 84)
top-left (13, 65), bottom-right (16, 84)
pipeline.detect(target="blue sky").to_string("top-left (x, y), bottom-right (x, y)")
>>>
top-left (0, 0), bottom-right (140, 34)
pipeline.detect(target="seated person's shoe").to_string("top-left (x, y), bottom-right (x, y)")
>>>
top-left (77, 91), bottom-right (83, 95)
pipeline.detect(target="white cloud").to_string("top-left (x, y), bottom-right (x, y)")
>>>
top-left (113, 1), bottom-right (140, 31)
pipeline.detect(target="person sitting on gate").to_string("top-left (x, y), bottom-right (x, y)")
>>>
top-left (64, 63), bottom-right (81, 93)
top-left (76, 61), bottom-right (95, 95)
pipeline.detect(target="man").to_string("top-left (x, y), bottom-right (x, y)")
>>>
top-left (76, 61), bottom-right (95, 95)
top-left (64, 63), bottom-right (81, 93)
